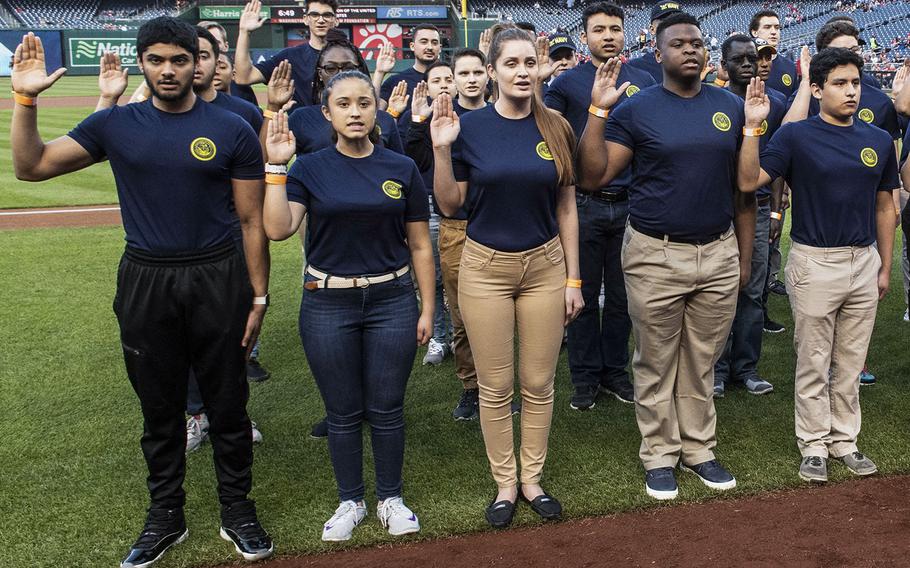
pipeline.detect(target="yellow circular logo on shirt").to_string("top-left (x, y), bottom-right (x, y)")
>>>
top-left (382, 180), bottom-right (403, 199)
top-left (712, 112), bottom-right (731, 132)
top-left (782, 73), bottom-right (793, 87)
top-left (536, 141), bottom-right (554, 161)
top-left (625, 84), bottom-right (641, 98)
top-left (190, 137), bottom-right (216, 161)
top-left (860, 147), bottom-right (878, 167)
top-left (858, 108), bottom-right (875, 123)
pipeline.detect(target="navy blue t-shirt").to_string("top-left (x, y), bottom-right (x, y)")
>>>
top-left (605, 84), bottom-right (744, 239)
top-left (760, 115), bottom-right (899, 247)
top-left (286, 146), bottom-right (430, 276)
top-left (211, 91), bottom-right (263, 133)
top-left (767, 86), bottom-right (788, 108)
top-left (287, 105), bottom-right (404, 156)
top-left (380, 67), bottom-right (426, 103)
top-left (794, 84), bottom-right (900, 140)
top-left (862, 71), bottom-right (882, 89)
top-left (68, 98), bottom-right (264, 253)
top-left (767, 55), bottom-right (798, 98)
top-left (230, 81), bottom-right (259, 106)
top-left (626, 51), bottom-right (662, 84)
top-left (254, 43), bottom-right (320, 107)
top-left (728, 86), bottom-right (786, 198)
top-left (545, 60), bottom-right (655, 191)
top-left (452, 105), bottom-right (562, 252)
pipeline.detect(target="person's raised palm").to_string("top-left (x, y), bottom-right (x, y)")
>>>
top-left (388, 80), bottom-right (410, 115)
top-left (239, 0), bottom-right (265, 32)
top-left (798, 45), bottom-right (811, 80)
top-left (12, 33), bottom-right (67, 97)
top-left (535, 35), bottom-right (555, 84)
top-left (266, 110), bottom-right (296, 164)
top-left (744, 76), bottom-right (770, 127)
top-left (98, 51), bottom-right (128, 100)
top-left (411, 81), bottom-right (431, 117)
top-left (267, 60), bottom-right (294, 110)
top-left (590, 58), bottom-right (630, 110)
top-left (430, 94), bottom-right (460, 147)
top-left (375, 42), bottom-right (396, 75)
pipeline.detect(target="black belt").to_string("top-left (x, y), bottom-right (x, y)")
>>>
top-left (630, 220), bottom-right (726, 245)
top-left (577, 189), bottom-right (628, 203)
top-left (757, 195), bottom-right (771, 206)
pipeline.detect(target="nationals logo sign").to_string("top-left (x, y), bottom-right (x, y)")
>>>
top-left (354, 24), bottom-right (403, 59)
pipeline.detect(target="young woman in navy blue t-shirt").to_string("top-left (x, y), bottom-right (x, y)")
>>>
top-left (262, 71), bottom-right (435, 542)
top-left (431, 27), bottom-right (584, 528)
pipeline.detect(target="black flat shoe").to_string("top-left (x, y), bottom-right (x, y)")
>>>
top-left (520, 490), bottom-right (562, 520)
top-left (485, 497), bottom-right (517, 528)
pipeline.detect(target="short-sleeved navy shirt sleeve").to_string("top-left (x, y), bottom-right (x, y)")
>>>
top-left (211, 91), bottom-right (263, 133)
top-left (545, 61), bottom-right (655, 191)
top-left (767, 55), bottom-right (798, 98)
top-left (795, 84), bottom-right (900, 140)
top-left (68, 99), bottom-right (263, 253)
top-left (760, 116), bottom-right (899, 247)
top-left (254, 44), bottom-right (319, 107)
top-left (288, 105), bottom-right (403, 155)
top-left (626, 51), bottom-right (663, 84)
top-left (605, 85), bottom-right (743, 240)
top-left (286, 146), bottom-right (429, 276)
top-left (452, 105), bottom-right (561, 252)
top-left (379, 67), bottom-right (425, 102)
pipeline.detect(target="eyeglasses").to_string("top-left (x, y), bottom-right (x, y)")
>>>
top-left (849, 45), bottom-right (863, 53)
top-left (319, 63), bottom-right (359, 74)
top-left (307, 11), bottom-right (336, 20)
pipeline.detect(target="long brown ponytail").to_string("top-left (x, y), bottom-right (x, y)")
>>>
top-left (487, 27), bottom-right (576, 187)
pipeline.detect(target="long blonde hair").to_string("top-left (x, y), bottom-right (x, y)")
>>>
top-left (487, 27), bottom-right (576, 187)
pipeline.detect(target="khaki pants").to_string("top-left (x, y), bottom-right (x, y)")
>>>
top-left (438, 219), bottom-right (477, 389)
top-left (786, 242), bottom-right (880, 458)
top-left (459, 236), bottom-right (566, 488)
top-left (622, 226), bottom-right (740, 470)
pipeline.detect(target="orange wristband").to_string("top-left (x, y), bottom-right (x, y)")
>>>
top-left (770, 211), bottom-right (782, 220)
top-left (743, 126), bottom-right (763, 137)
top-left (12, 91), bottom-right (36, 106)
top-left (566, 278), bottom-right (582, 288)
top-left (713, 78), bottom-right (727, 87)
top-left (388, 108), bottom-right (401, 119)
top-left (263, 109), bottom-right (276, 119)
top-left (588, 104), bottom-right (608, 119)
top-left (265, 173), bottom-right (288, 185)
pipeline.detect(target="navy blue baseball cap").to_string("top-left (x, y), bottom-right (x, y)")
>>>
top-left (548, 32), bottom-right (577, 57)
top-left (650, 1), bottom-right (682, 22)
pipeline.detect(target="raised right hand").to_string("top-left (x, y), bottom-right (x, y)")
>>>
top-left (266, 110), bottom-right (297, 164)
top-left (590, 57), bottom-right (630, 111)
top-left (798, 45), bottom-right (811, 80)
top-left (98, 51), bottom-right (128, 100)
top-left (374, 42), bottom-right (396, 75)
top-left (478, 28), bottom-right (492, 57)
top-left (267, 60), bottom-right (294, 110)
top-left (411, 80), bottom-right (431, 118)
top-left (430, 94), bottom-right (460, 148)
top-left (388, 80), bottom-right (410, 115)
top-left (744, 76), bottom-right (770, 127)
top-left (12, 32), bottom-right (67, 97)
top-left (239, 0), bottom-right (266, 33)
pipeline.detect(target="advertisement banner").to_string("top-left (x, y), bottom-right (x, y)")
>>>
top-left (337, 7), bottom-right (377, 24)
top-left (352, 24), bottom-right (403, 60)
top-left (68, 35), bottom-right (138, 68)
top-left (0, 30), bottom-right (62, 77)
top-left (198, 5), bottom-right (270, 20)
top-left (376, 5), bottom-right (447, 19)
top-left (270, 6), bottom-right (306, 23)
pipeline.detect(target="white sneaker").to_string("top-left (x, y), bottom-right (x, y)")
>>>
top-left (321, 500), bottom-right (367, 542)
top-left (251, 421), bottom-right (263, 444)
top-left (377, 496), bottom-right (420, 536)
top-left (186, 414), bottom-right (209, 454)
top-left (903, 308), bottom-right (909, 322)
top-left (422, 338), bottom-right (447, 365)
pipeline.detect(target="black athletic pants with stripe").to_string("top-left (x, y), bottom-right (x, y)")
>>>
top-left (113, 242), bottom-right (253, 509)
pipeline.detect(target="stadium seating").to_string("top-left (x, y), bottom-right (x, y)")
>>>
top-left (0, 0), bottom-right (178, 28)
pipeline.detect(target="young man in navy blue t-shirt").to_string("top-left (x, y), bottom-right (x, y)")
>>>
top-left (234, 0), bottom-right (337, 107)
top-left (10, 19), bottom-right (273, 567)
top-left (546, 2), bottom-right (655, 410)
top-left (712, 35), bottom-right (786, 399)
top-left (739, 48), bottom-right (899, 484)
top-left (749, 10), bottom-right (798, 98)
top-left (379, 24), bottom-right (442, 110)
top-left (578, 13), bottom-right (754, 501)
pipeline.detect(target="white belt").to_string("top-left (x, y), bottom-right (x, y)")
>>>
top-left (304, 265), bottom-right (410, 289)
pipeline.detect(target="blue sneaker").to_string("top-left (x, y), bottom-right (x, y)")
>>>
top-left (645, 467), bottom-right (678, 500)
top-left (859, 367), bottom-right (876, 386)
top-left (681, 459), bottom-right (737, 490)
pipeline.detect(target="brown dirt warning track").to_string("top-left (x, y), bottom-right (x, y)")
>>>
top-left (0, 204), bottom-right (122, 230)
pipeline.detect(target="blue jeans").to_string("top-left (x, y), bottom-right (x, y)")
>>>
top-left (429, 211), bottom-right (451, 342)
top-left (716, 203), bottom-right (771, 383)
top-left (300, 272), bottom-right (418, 502)
top-left (567, 193), bottom-right (632, 388)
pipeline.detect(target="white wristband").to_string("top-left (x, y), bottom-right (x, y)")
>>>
top-left (253, 294), bottom-right (270, 306)
top-left (265, 164), bottom-right (288, 175)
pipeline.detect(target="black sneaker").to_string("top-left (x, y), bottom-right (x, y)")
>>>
top-left (120, 508), bottom-right (188, 568)
top-left (453, 388), bottom-right (480, 420)
top-left (309, 417), bottom-right (328, 439)
top-left (600, 380), bottom-right (635, 404)
top-left (644, 467), bottom-right (678, 500)
top-left (767, 279), bottom-right (788, 296)
top-left (569, 385), bottom-right (598, 410)
top-left (763, 318), bottom-right (786, 333)
top-left (681, 459), bottom-right (737, 490)
top-left (219, 500), bottom-right (274, 562)
top-left (246, 358), bottom-right (270, 382)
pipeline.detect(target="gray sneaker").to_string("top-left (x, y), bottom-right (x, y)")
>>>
top-left (186, 413), bottom-right (209, 454)
top-left (713, 381), bottom-right (725, 399)
top-left (422, 338), bottom-right (448, 365)
top-left (838, 451), bottom-right (878, 476)
top-left (744, 376), bottom-right (774, 395)
top-left (798, 456), bottom-right (828, 482)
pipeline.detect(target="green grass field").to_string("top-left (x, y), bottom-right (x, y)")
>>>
top-left (1, 83), bottom-right (909, 568)
top-left (1, 76), bottom-right (267, 98)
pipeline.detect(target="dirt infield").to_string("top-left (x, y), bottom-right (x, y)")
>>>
top-left (215, 475), bottom-right (910, 568)
top-left (0, 205), bottom-right (121, 230)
